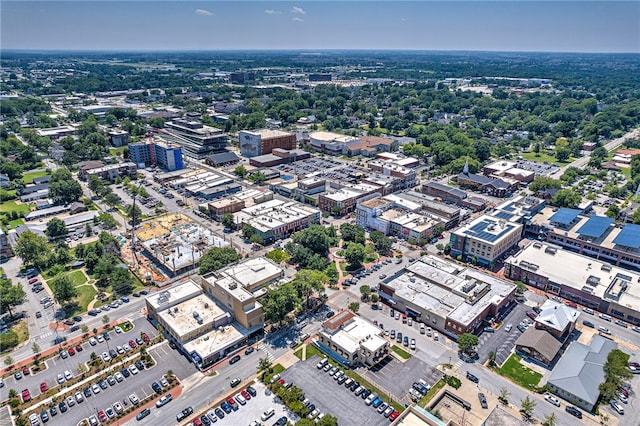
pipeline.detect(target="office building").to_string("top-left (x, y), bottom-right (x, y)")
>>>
top-left (239, 129), bottom-right (296, 157)
top-left (162, 118), bottom-right (228, 158)
top-left (129, 139), bottom-right (184, 171)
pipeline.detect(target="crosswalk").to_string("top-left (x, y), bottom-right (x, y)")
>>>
top-left (257, 342), bottom-right (275, 362)
top-left (39, 331), bottom-right (54, 340)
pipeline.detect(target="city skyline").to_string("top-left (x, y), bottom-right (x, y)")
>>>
top-left (1, 1), bottom-right (639, 53)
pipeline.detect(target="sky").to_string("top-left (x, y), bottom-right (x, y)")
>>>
top-left (1, 1), bottom-right (639, 53)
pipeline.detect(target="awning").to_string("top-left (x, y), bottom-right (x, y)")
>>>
top-left (378, 292), bottom-right (397, 304)
top-left (313, 341), bottom-right (351, 367)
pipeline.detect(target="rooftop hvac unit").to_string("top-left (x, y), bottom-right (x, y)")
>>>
top-left (204, 303), bottom-right (209, 309)
top-left (197, 317), bottom-right (203, 325)
top-left (193, 311), bottom-right (199, 318)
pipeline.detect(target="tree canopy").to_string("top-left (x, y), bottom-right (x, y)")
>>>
top-left (199, 247), bottom-right (241, 275)
top-left (0, 278), bottom-right (26, 317)
top-left (51, 273), bottom-right (78, 306)
top-left (457, 333), bottom-right (479, 354)
top-left (45, 218), bottom-right (68, 239)
top-left (49, 168), bottom-right (83, 205)
top-left (15, 231), bottom-right (50, 266)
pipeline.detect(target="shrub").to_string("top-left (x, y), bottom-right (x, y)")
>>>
top-left (447, 376), bottom-right (462, 389)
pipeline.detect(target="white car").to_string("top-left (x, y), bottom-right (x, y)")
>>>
top-left (610, 399), bottom-right (624, 414)
top-left (544, 394), bottom-right (561, 407)
top-left (505, 324), bottom-right (513, 332)
top-left (116, 345), bottom-right (124, 354)
top-left (410, 338), bottom-right (416, 350)
top-left (75, 391), bottom-right (84, 403)
top-left (89, 337), bottom-right (97, 346)
top-left (66, 396), bottom-right (76, 407)
top-left (129, 365), bottom-right (139, 375)
top-left (64, 370), bottom-right (73, 381)
top-left (57, 374), bottom-right (65, 384)
top-left (129, 393), bottom-right (139, 405)
top-left (113, 401), bottom-right (123, 414)
top-left (92, 384), bottom-right (101, 394)
top-left (123, 344), bottom-right (131, 352)
top-left (235, 393), bottom-right (246, 405)
top-left (101, 352), bottom-right (111, 362)
top-left (160, 377), bottom-right (169, 387)
top-left (114, 372), bottom-right (124, 382)
top-left (114, 326), bottom-right (123, 334)
top-left (97, 335), bottom-right (104, 343)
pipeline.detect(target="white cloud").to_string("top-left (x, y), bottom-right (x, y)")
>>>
top-left (195, 9), bottom-right (213, 16)
top-left (292, 17), bottom-right (304, 22)
top-left (264, 9), bottom-right (281, 15)
top-left (291, 6), bottom-right (306, 15)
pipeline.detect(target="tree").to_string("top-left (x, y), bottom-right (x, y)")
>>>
top-left (0, 278), bottom-right (26, 317)
top-left (88, 176), bottom-right (106, 196)
top-left (292, 270), bottom-right (328, 310)
top-left (605, 204), bottom-right (621, 220)
top-left (242, 224), bottom-right (256, 240)
top-left (340, 223), bottom-right (365, 245)
top-left (555, 146), bottom-right (570, 162)
top-left (250, 233), bottom-right (265, 246)
top-left (45, 218), bottom-right (68, 239)
top-left (292, 225), bottom-right (332, 255)
top-left (221, 213), bottom-right (235, 229)
top-left (102, 315), bottom-right (110, 325)
top-left (528, 176), bottom-right (563, 193)
top-left (348, 302), bottom-right (360, 313)
top-left (542, 413), bottom-right (557, 426)
top-left (630, 154), bottom-right (640, 179)
top-left (344, 242), bottom-right (365, 270)
top-left (15, 231), bottom-right (50, 266)
top-left (519, 396), bottom-right (536, 419)
top-left (551, 188), bottom-right (581, 208)
top-left (111, 268), bottom-right (134, 295)
top-left (32, 342), bottom-right (40, 355)
top-left (316, 415), bottom-right (338, 426)
top-left (457, 333), bottom-right (479, 354)
top-left (199, 247), bottom-right (241, 275)
top-left (234, 165), bottom-right (248, 178)
top-left (498, 387), bottom-right (509, 405)
top-left (262, 283), bottom-right (300, 324)
top-left (51, 273), bottom-right (78, 306)
top-left (3, 356), bottom-right (13, 366)
top-left (49, 168), bottom-right (82, 204)
top-left (248, 171), bottom-right (266, 185)
top-left (369, 230), bottom-right (392, 254)
top-left (359, 285), bottom-right (371, 301)
top-left (103, 193), bottom-right (121, 208)
top-left (85, 223), bottom-right (93, 237)
top-left (257, 357), bottom-right (272, 379)
top-left (488, 351), bottom-right (496, 367)
top-left (125, 203), bottom-right (142, 225)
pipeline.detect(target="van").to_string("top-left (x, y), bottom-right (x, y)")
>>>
top-left (316, 358), bottom-right (328, 369)
top-left (43, 301), bottom-right (53, 309)
top-left (599, 313), bottom-right (612, 321)
top-left (297, 320), bottom-right (308, 329)
top-left (261, 408), bottom-right (275, 421)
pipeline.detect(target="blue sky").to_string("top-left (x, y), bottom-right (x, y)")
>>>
top-left (1, 1), bottom-right (638, 53)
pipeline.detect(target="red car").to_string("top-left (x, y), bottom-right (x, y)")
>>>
top-left (565, 300), bottom-right (578, 308)
top-left (98, 410), bottom-right (107, 422)
top-left (68, 348), bottom-right (75, 356)
top-left (526, 311), bottom-right (537, 320)
top-left (21, 389), bottom-right (31, 403)
top-left (22, 367), bottom-right (30, 376)
top-left (241, 389), bottom-right (251, 400)
top-left (277, 379), bottom-right (285, 385)
top-left (389, 410), bottom-right (400, 421)
top-left (193, 418), bottom-right (202, 426)
top-left (75, 344), bottom-right (83, 352)
top-left (129, 339), bottom-right (137, 349)
top-left (141, 332), bottom-right (150, 343)
top-left (40, 382), bottom-right (48, 392)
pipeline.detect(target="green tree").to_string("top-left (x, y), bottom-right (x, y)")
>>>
top-left (457, 333), bottom-right (479, 354)
top-left (262, 282), bottom-right (300, 324)
top-left (198, 247), bottom-right (241, 275)
top-left (529, 176), bottom-right (563, 193)
top-left (519, 395), bottom-right (536, 419)
top-left (359, 285), bottom-right (371, 301)
top-left (348, 302), bottom-right (360, 313)
top-left (369, 231), bottom-right (392, 254)
top-left (292, 269), bottom-right (328, 310)
top-left (630, 154), bottom-right (640, 178)
top-left (555, 146), bottom-right (571, 162)
top-left (111, 268), bottom-right (134, 295)
top-left (49, 168), bottom-right (82, 204)
top-left (221, 213), bottom-right (235, 229)
top-left (102, 315), bottom-right (110, 325)
top-left (542, 413), bottom-right (557, 426)
top-left (88, 176), bottom-right (106, 196)
top-left (340, 223), bottom-right (365, 245)
top-left (257, 357), bottom-right (272, 379)
top-left (606, 204), bottom-right (621, 220)
top-left (488, 351), bottom-right (496, 367)
top-left (551, 188), bottom-right (581, 208)
top-left (15, 231), bottom-right (50, 267)
top-left (103, 193), bottom-right (121, 208)
top-left (0, 278), bottom-right (26, 317)
top-left (242, 224), bottom-right (256, 240)
top-left (316, 414), bottom-right (339, 426)
top-left (344, 242), bottom-right (365, 270)
top-left (51, 273), bottom-right (78, 306)
top-left (248, 171), bottom-right (266, 185)
top-left (234, 165), bottom-right (248, 178)
top-left (31, 342), bottom-right (40, 355)
top-left (125, 203), bottom-right (142, 225)
top-left (292, 224), bottom-right (332, 255)
top-left (499, 387), bottom-right (509, 405)
top-left (250, 233), bottom-right (265, 246)
top-left (45, 218), bottom-right (68, 239)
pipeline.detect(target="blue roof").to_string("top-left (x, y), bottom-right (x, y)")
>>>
top-left (493, 211), bottom-right (513, 220)
top-left (576, 216), bottom-right (614, 239)
top-left (464, 218), bottom-right (518, 243)
top-left (549, 208), bottom-right (581, 225)
top-left (613, 224), bottom-right (640, 249)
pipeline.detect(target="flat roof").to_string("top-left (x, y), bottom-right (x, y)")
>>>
top-left (613, 224), bottom-right (640, 249)
top-left (576, 216), bottom-right (614, 239)
top-left (506, 242), bottom-right (640, 310)
top-left (325, 316), bottom-right (386, 354)
top-left (454, 215), bottom-right (521, 244)
top-left (183, 322), bottom-right (246, 359)
top-left (158, 294), bottom-right (228, 338)
top-left (241, 129), bottom-right (292, 139)
top-left (146, 280), bottom-right (203, 311)
top-left (549, 208), bottom-right (581, 225)
top-left (218, 257), bottom-right (282, 290)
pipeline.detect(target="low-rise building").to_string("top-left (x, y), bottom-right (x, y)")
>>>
top-left (482, 160), bottom-right (535, 183)
top-left (422, 181), bottom-right (486, 211)
top-left (505, 241), bottom-right (640, 324)
top-left (319, 184), bottom-right (381, 216)
top-left (235, 199), bottom-right (320, 243)
top-left (450, 215), bottom-right (523, 267)
top-left (108, 130), bottom-right (130, 147)
top-left (316, 310), bottom-right (389, 368)
top-left (389, 212), bottom-right (439, 242)
top-left (84, 162), bottom-right (137, 182)
top-left (308, 131), bottom-right (360, 155)
top-left (547, 335), bottom-right (617, 411)
top-left (248, 148), bottom-right (310, 168)
top-left (36, 125), bottom-right (76, 140)
top-left (379, 256), bottom-right (517, 337)
top-left (207, 189), bottom-right (273, 220)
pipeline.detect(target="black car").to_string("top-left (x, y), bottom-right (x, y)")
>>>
top-left (83, 387), bottom-right (92, 398)
top-left (151, 381), bottom-right (162, 393)
top-left (326, 310), bottom-right (335, 318)
top-left (136, 408), bottom-right (151, 421)
top-left (69, 325), bottom-right (80, 332)
top-left (229, 355), bottom-right (241, 365)
top-left (200, 414), bottom-right (211, 425)
top-left (102, 332), bottom-right (110, 341)
top-left (40, 410), bottom-right (49, 422)
top-left (58, 401), bottom-right (67, 413)
top-left (176, 407), bottom-right (193, 422)
top-left (245, 347), bottom-right (255, 355)
top-left (246, 386), bottom-right (257, 397)
top-left (274, 417), bottom-right (288, 426)
top-left (478, 392), bottom-right (488, 409)
top-left (565, 406), bottom-right (583, 419)
top-left (49, 406), bottom-right (57, 416)
top-left (73, 316), bottom-right (82, 322)
top-left (109, 349), bottom-right (117, 358)
top-left (121, 368), bottom-right (131, 378)
top-left (214, 407), bottom-right (225, 419)
top-left (466, 372), bottom-right (479, 383)
top-left (361, 389), bottom-right (372, 399)
top-left (135, 360), bottom-right (145, 370)
top-left (582, 320), bottom-right (595, 328)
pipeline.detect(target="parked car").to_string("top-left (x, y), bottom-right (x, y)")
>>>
top-left (583, 320), bottom-right (595, 328)
top-left (466, 372), bottom-right (479, 383)
top-left (565, 406), bottom-right (583, 419)
top-left (478, 392), bottom-right (488, 409)
top-left (544, 393), bottom-right (561, 407)
top-left (610, 399), bottom-right (624, 414)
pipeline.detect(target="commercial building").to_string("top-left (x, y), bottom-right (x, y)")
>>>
top-left (547, 335), bottom-right (617, 411)
top-left (234, 199), bottom-right (320, 243)
top-left (344, 135), bottom-right (397, 156)
top-left (379, 256), bottom-right (517, 337)
top-left (206, 189), bottom-right (273, 220)
top-left (204, 151), bottom-right (240, 167)
top-left (84, 162), bottom-right (137, 182)
top-left (389, 212), bottom-right (439, 242)
top-left (366, 159), bottom-right (417, 189)
top-left (36, 125), bottom-right (76, 140)
top-left (422, 181), bottom-right (487, 211)
top-left (161, 118), bottom-right (228, 159)
top-left (529, 206), bottom-right (640, 271)
top-left (449, 215), bottom-right (523, 267)
top-left (248, 148), bottom-right (310, 168)
top-left (308, 131), bottom-right (360, 155)
top-left (482, 160), bottom-right (535, 183)
top-left (316, 310), bottom-right (389, 368)
top-left (239, 129), bottom-right (296, 157)
top-left (319, 184), bottom-right (381, 216)
top-left (457, 171), bottom-right (515, 198)
top-left (490, 196), bottom-right (546, 225)
top-left (129, 139), bottom-right (184, 171)
top-left (505, 241), bottom-right (640, 324)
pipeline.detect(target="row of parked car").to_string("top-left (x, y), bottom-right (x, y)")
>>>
top-left (316, 358), bottom-right (400, 421)
top-left (182, 385), bottom-right (259, 425)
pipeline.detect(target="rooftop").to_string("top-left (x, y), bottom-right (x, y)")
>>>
top-left (549, 208), bottom-right (582, 226)
top-left (242, 129), bottom-right (293, 139)
top-left (613, 224), bottom-right (640, 249)
top-left (535, 299), bottom-right (580, 332)
top-left (453, 215), bottom-right (522, 245)
top-left (158, 293), bottom-right (229, 337)
top-left (217, 257), bottom-right (283, 292)
top-left (146, 280), bottom-right (203, 312)
top-left (515, 328), bottom-right (563, 362)
top-left (183, 322), bottom-right (246, 359)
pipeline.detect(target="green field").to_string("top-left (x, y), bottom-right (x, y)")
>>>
top-left (0, 201), bottom-right (31, 215)
top-left (109, 147), bottom-right (128, 156)
top-left (21, 170), bottom-right (49, 184)
top-left (519, 151), bottom-right (573, 165)
top-left (496, 354), bottom-right (542, 389)
top-left (391, 345), bottom-right (412, 359)
top-left (67, 270), bottom-right (88, 286)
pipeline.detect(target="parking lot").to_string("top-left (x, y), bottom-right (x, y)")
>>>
top-left (360, 356), bottom-right (441, 403)
top-left (274, 157), bottom-right (343, 176)
top-left (280, 356), bottom-right (389, 426)
top-left (475, 302), bottom-right (530, 365)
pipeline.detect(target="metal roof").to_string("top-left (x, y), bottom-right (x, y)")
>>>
top-left (549, 208), bottom-right (581, 225)
top-left (613, 224), bottom-right (640, 249)
top-left (576, 216), bottom-right (614, 239)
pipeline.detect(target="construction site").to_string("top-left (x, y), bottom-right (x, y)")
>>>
top-left (132, 213), bottom-right (229, 278)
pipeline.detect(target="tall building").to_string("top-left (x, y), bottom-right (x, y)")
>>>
top-left (239, 129), bottom-right (297, 157)
top-left (163, 118), bottom-right (228, 158)
top-left (129, 139), bottom-right (184, 171)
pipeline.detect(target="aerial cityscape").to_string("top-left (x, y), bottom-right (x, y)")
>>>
top-left (1, 2), bottom-right (639, 426)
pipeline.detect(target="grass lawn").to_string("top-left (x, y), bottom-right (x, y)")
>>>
top-left (496, 354), bottom-right (542, 389)
top-left (109, 147), bottom-right (128, 156)
top-left (8, 218), bottom-right (24, 229)
top-left (73, 285), bottom-right (96, 314)
top-left (13, 319), bottom-right (30, 345)
top-left (304, 344), bottom-right (323, 360)
top-left (391, 345), bottom-right (412, 360)
top-left (67, 270), bottom-right (88, 286)
top-left (293, 347), bottom-right (303, 359)
top-left (418, 378), bottom-right (446, 408)
top-left (21, 170), bottom-right (48, 184)
top-left (519, 151), bottom-right (574, 165)
top-left (0, 200), bottom-right (31, 215)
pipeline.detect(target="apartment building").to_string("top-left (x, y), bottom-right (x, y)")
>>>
top-left (129, 138), bottom-right (184, 171)
top-left (235, 199), bottom-right (320, 243)
top-left (239, 129), bottom-right (296, 157)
